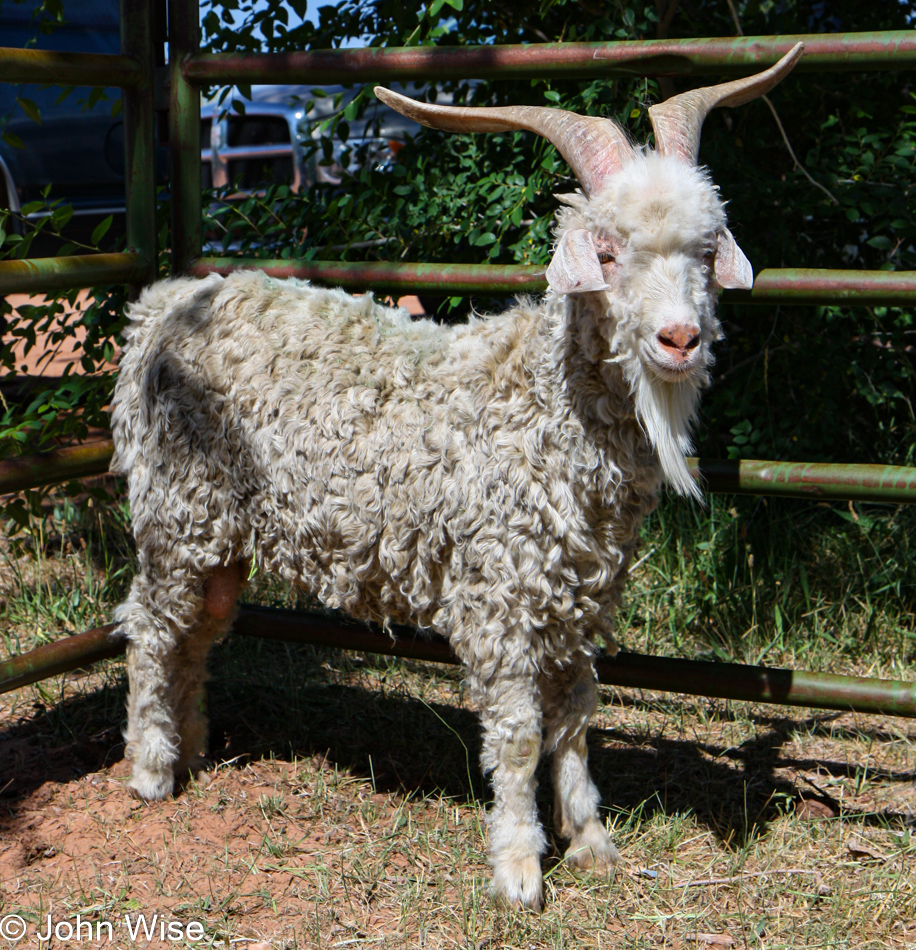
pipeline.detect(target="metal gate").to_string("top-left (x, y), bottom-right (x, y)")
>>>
top-left (1, 1), bottom-right (915, 715)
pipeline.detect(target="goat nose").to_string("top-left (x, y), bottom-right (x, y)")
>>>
top-left (657, 323), bottom-right (700, 358)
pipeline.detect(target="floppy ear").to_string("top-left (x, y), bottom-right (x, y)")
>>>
top-left (714, 228), bottom-right (754, 290)
top-left (546, 229), bottom-right (610, 294)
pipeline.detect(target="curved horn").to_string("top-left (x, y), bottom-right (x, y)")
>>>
top-left (648, 42), bottom-right (804, 164)
top-left (375, 86), bottom-right (634, 198)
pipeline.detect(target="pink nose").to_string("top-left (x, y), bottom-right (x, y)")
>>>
top-left (657, 323), bottom-right (700, 362)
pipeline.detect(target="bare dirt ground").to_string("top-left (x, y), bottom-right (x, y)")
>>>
top-left (2, 626), bottom-right (915, 949)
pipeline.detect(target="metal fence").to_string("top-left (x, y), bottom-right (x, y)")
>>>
top-left (0, 0), bottom-right (914, 714)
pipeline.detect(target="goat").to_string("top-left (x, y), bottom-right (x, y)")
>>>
top-left (110, 45), bottom-right (802, 908)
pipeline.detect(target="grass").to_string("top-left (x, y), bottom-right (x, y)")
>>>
top-left (0, 485), bottom-right (914, 948)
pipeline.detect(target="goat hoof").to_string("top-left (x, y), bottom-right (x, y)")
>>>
top-left (492, 854), bottom-right (544, 910)
top-left (127, 768), bottom-right (175, 802)
top-left (564, 820), bottom-right (620, 873)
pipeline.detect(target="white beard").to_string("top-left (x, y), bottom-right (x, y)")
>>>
top-left (631, 370), bottom-right (704, 501)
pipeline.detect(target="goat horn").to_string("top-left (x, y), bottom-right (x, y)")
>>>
top-left (648, 42), bottom-right (804, 164)
top-left (375, 87), bottom-right (634, 198)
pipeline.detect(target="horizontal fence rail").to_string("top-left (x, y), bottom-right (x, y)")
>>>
top-left (2, 440), bottom-right (914, 508)
top-left (0, 442), bottom-right (116, 495)
top-left (193, 260), bottom-right (916, 306)
top-left (3, 606), bottom-right (915, 718)
top-left (182, 31), bottom-right (916, 85)
top-left (6, 256), bottom-right (916, 305)
top-left (0, 47), bottom-right (142, 86)
top-left (0, 253), bottom-right (150, 296)
top-left (692, 459), bottom-right (916, 504)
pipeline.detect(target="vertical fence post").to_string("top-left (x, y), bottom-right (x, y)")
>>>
top-left (168, 0), bottom-right (201, 276)
top-left (120, 0), bottom-right (157, 289)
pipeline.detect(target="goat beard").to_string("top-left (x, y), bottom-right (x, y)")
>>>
top-left (631, 368), bottom-right (704, 501)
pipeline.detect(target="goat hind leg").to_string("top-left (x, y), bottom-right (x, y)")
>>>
top-left (544, 664), bottom-right (619, 873)
top-left (174, 563), bottom-right (244, 778)
top-left (119, 565), bottom-right (238, 800)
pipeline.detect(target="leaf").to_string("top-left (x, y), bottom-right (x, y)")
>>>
top-left (91, 215), bottom-right (113, 246)
top-left (51, 205), bottom-right (74, 232)
top-left (2, 131), bottom-right (24, 150)
top-left (846, 836), bottom-right (886, 861)
top-left (16, 96), bottom-right (41, 124)
top-left (796, 797), bottom-right (836, 819)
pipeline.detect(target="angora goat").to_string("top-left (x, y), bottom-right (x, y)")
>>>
top-left (110, 45), bottom-right (802, 908)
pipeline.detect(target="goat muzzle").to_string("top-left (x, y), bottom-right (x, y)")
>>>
top-left (656, 324), bottom-right (701, 363)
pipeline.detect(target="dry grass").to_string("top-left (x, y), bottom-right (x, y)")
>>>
top-left (0, 492), bottom-right (915, 948)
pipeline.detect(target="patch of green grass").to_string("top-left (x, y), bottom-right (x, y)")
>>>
top-left (624, 495), bottom-right (916, 676)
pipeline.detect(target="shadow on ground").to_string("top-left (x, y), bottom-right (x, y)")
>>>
top-left (2, 634), bottom-right (913, 849)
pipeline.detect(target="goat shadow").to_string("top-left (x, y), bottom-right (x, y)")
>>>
top-left (3, 633), bottom-right (913, 850)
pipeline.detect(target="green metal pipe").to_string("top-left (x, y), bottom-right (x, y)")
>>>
top-left (9, 607), bottom-right (912, 719)
top-left (231, 608), bottom-right (916, 718)
top-left (595, 650), bottom-right (916, 718)
top-left (0, 442), bottom-right (912, 512)
top-left (0, 624), bottom-right (120, 695)
top-left (0, 253), bottom-right (149, 295)
top-left (0, 47), bottom-right (141, 87)
top-left (191, 258), bottom-right (543, 295)
top-left (121, 0), bottom-right (158, 289)
top-left (168, 0), bottom-right (202, 276)
top-left (729, 268), bottom-right (916, 306)
top-left (181, 31), bottom-right (916, 86)
top-left (0, 442), bottom-right (113, 495)
top-left (690, 458), bottom-right (916, 504)
top-left (193, 259), bottom-right (916, 307)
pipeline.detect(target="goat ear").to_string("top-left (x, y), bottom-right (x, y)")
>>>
top-left (546, 229), bottom-right (610, 294)
top-left (714, 229), bottom-right (754, 290)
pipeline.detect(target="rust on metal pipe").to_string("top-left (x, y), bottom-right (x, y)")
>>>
top-left (0, 253), bottom-right (150, 296)
top-left (0, 441), bottom-right (114, 495)
top-left (182, 31), bottom-right (916, 86)
top-left (690, 458), bottom-right (916, 504)
top-left (0, 624), bottom-right (122, 695)
top-left (191, 258), bottom-right (543, 295)
top-left (5, 607), bottom-right (915, 719)
top-left (0, 47), bottom-right (141, 86)
top-left (192, 258), bottom-right (916, 307)
top-left (729, 268), bottom-right (916, 306)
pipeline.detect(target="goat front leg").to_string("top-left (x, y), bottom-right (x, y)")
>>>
top-left (543, 662), bottom-right (619, 873)
top-left (476, 673), bottom-right (546, 909)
